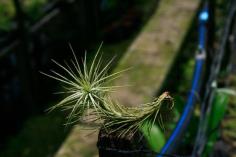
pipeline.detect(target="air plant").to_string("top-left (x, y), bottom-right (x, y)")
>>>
top-left (42, 44), bottom-right (174, 137)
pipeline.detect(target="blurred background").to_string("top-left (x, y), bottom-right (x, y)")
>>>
top-left (1, 0), bottom-right (236, 157)
top-left (0, 0), bottom-right (158, 156)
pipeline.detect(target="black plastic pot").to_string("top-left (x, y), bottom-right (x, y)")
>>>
top-left (97, 128), bottom-right (155, 157)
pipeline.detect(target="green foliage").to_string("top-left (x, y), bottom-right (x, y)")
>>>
top-left (0, 1), bottom-right (15, 31)
top-left (23, 0), bottom-right (47, 21)
top-left (140, 120), bottom-right (165, 152)
top-left (0, 0), bottom-right (47, 31)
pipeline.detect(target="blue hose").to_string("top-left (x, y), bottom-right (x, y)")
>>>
top-left (157, 58), bottom-right (204, 156)
top-left (199, 5), bottom-right (209, 50)
top-left (157, 4), bottom-right (209, 156)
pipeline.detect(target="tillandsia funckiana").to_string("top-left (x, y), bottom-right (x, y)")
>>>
top-left (42, 44), bottom-right (174, 137)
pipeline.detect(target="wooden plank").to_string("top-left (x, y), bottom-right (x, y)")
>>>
top-left (111, 0), bottom-right (199, 106)
top-left (55, 0), bottom-right (200, 156)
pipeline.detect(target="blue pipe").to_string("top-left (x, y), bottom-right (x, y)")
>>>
top-left (199, 5), bottom-right (209, 50)
top-left (157, 4), bottom-right (209, 156)
top-left (157, 58), bottom-right (204, 156)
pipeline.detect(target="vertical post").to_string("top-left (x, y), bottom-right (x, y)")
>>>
top-left (208, 0), bottom-right (215, 53)
top-left (13, 0), bottom-right (35, 113)
top-left (205, 0), bottom-right (215, 88)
